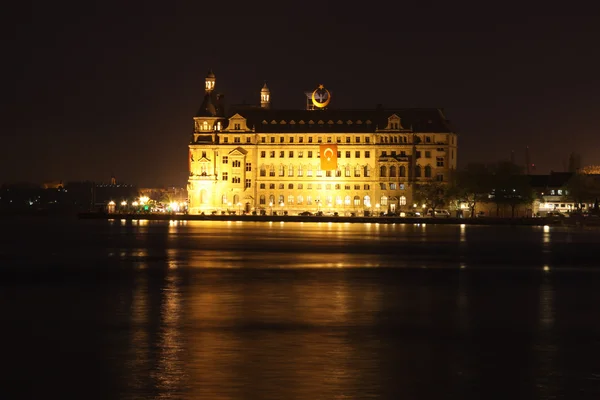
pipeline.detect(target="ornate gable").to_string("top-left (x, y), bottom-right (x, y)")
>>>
top-left (386, 114), bottom-right (403, 130)
top-left (228, 147), bottom-right (248, 156)
top-left (226, 113), bottom-right (251, 131)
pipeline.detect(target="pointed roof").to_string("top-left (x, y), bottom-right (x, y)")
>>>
top-left (195, 92), bottom-right (217, 117)
top-left (206, 68), bottom-right (215, 78)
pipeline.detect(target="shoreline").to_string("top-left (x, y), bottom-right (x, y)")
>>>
top-left (75, 212), bottom-right (593, 226)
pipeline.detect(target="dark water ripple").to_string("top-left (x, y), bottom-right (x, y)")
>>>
top-left (1, 218), bottom-right (600, 399)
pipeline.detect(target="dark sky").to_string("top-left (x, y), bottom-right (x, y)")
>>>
top-left (4, 1), bottom-right (600, 187)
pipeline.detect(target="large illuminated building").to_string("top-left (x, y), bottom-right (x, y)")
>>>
top-left (187, 70), bottom-right (458, 215)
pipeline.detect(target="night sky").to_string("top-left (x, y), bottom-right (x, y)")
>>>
top-left (5, 2), bottom-right (600, 187)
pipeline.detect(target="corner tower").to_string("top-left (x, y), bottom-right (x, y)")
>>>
top-left (260, 82), bottom-right (271, 109)
top-left (188, 69), bottom-right (226, 214)
top-left (205, 69), bottom-right (215, 92)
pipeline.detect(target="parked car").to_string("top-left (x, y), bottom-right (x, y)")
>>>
top-left (298, 211), bottom-right (313, 216)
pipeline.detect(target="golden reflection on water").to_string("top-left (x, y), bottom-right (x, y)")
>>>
top-left (155, 268), bottom-right (185, 398)
top-left (181, 270), bottom-right (383, 399)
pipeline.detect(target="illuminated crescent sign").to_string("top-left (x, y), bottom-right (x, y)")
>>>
top-left (311, 84), bottom-right (331, 108)
top-left (324, 147), bottom-right (334, 161)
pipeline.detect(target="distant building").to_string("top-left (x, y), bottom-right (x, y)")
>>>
top-left (187, 70), bottom-right (458, 215)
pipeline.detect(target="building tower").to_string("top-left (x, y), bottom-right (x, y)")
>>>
top-left (260, 82), bottom-right (271, 109)
top-left (205, 69), bottom-right (215, 92)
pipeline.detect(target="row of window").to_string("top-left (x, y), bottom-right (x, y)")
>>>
top-left (251, 194), bottom-right (408, 207)
top-left (210, 152), bottom-right (444, 164)
top-left (256, 165), bottom-right (442, 179)
top-left (220, 194), bottom-right (408, 208)
top-left (257, 183), bottom-right (407, 190)
top-left (219, 135), bottom-right (447, 145)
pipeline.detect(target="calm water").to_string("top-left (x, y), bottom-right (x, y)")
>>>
top-left (1, 217), bottom-right (600, 399)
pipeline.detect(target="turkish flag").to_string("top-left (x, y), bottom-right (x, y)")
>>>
top-left (320, 144), bottom-right (338, 171)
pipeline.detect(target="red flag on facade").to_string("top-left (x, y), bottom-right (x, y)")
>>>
top-left (320, 144), bottom-right (338, 171)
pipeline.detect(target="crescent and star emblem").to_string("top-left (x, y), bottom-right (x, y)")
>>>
top-left (324, 148), bottom-right (334, 161)
top-left (311, 84), bottom-right (331, 108)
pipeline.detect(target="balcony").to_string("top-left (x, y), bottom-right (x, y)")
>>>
top-left (378, 155), bottom-right (409, 162)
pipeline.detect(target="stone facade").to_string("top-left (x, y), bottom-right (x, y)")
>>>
top-left (187, 70), bottom-right (458, 215)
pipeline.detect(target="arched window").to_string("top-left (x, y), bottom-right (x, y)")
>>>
top-left (364, 195), bottom-right (371, 207)
top-left (415, 165), bottom-right (421, 177)
top-left (279, 165), bottom-right (285, 176)
top-left (389, 166), bottom-right (397, 177)
top-left (344, 195), bottom-right (351, 205)
top-left (307, 165), bottom-right (313, 177)
top-left (336, 195), bottom-right (342, 205)
top-left (353, 196), bottom-right (361, 206)
top-left (288, 195), bottom-right (294, 204)
top-left (288, 164), bottom-right (294, 177)
top-left (269, 194), bottom-right (275, 205)
top-left (399, 165), bottom-right (406, 177)
top-left (381, 196), bottom-right (388, 206)
top-left (222, 194), bottom-right (227, 204)
top-left (233, 194), bottom-right (239, 204)
top-left (307, 195), bottom-right (312, 205)
top-left (365, 165), bottom-right (371, 177)
top-left (380, 166), bottom-right (387, 177)
top-left (297, 195), bottom-right (303, 205)
top-left (269, 165), bottom-right (275, 177)
top-left (399, 196), bottom-right (407, 206)
top-left (260, 165), bottom-right (266, 177)
top-left (345, 165), bottom-right (351, 177)
top-left (202, 121), bottom-right (209, 130)
top-left (424, 165), bottom-right (432, 178)
top-left (278, 195), bottom-right (284, 204)
top-left (298, 164), bottom-right (303, 177)
top-left (354, 166), bottom-right (361, 177)
top-left (259, 195), bottom-right (266, 205)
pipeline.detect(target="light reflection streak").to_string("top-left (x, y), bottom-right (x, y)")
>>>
top-left (127, 268), bottom-right (149, 394)
top-left (155, 268), bottom-right (185, 397)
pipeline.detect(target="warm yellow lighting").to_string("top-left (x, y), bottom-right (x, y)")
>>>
top-left (422, 204), bottom-right (426, 208)
top-left (108, 200), bottom-right (115, 206)
top-left (460, 224), bottom-right (466, 228)
top-left (132, 201), bottom-right (139, 206)
top-left (311, 85), bottom-right (331, 108)
top-left (543, 265), bottom-right (550, 272)
top-left (543, 225), bottom-right (550, 232)
top-left (413, 203), bottom-right (417, 208)
top-left (139, 196), bottom-right (149, 205)
top-left (121, 201), bottom-right (127, 206)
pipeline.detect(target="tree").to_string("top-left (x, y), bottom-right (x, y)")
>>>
top-left (455, 163), bottom-right (493, 217)
top-left (414, 182), bottom-right (447, 217)
top-left (564, 173), bottom-right (600, 210)
top-left (489, 161), bottom-right (534, 217)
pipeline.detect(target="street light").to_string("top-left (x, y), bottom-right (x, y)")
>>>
top-left (269, 201), bottom-right (273, 215)
top-left (237, 202), bottom-right (242, 215)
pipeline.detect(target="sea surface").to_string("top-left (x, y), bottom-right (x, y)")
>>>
top-left (1, 217), bottom-right (600, 399)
